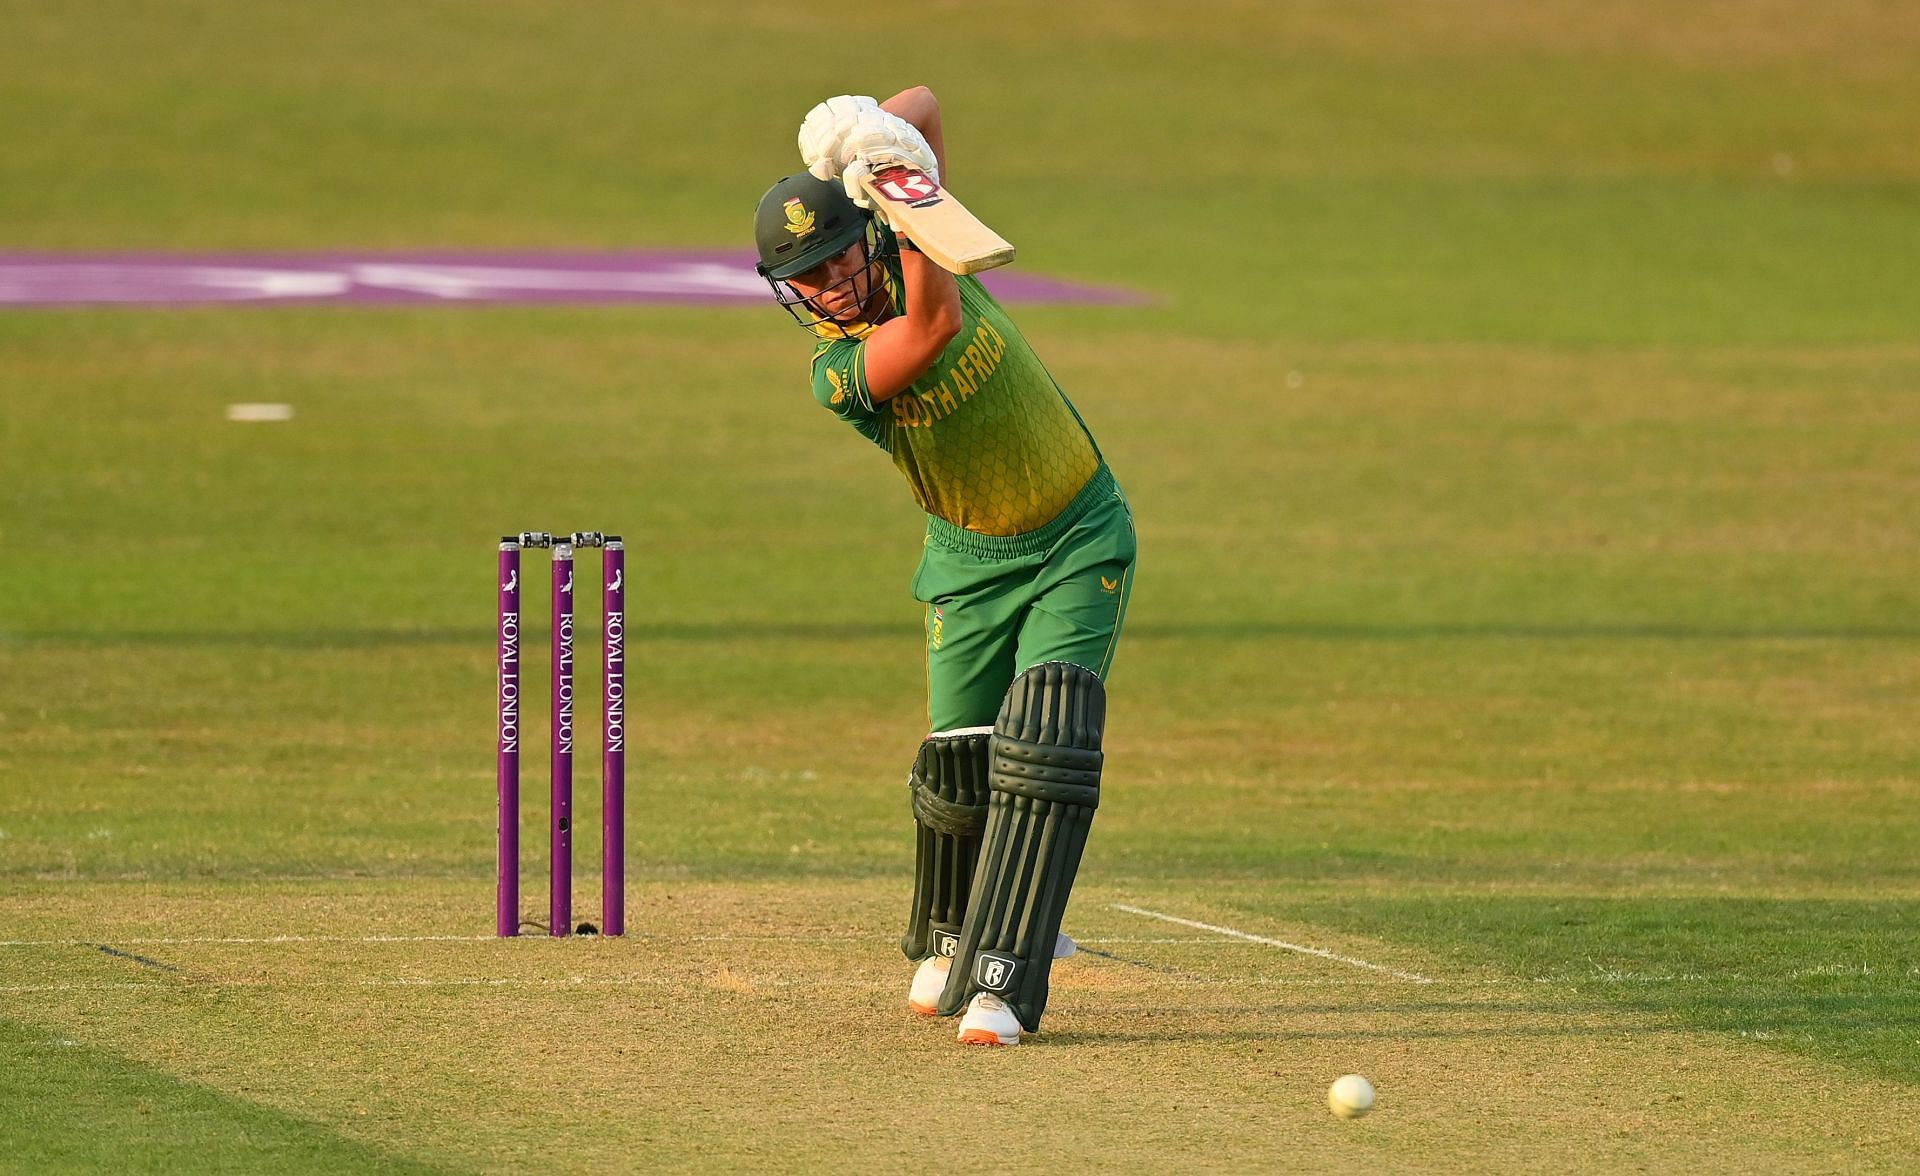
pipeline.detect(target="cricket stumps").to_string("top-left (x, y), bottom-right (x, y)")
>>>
top-left (497, 531), bottom-right (626, 937)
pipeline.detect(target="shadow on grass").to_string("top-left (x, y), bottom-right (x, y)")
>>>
top-left (1251, 895), bottom-right (1920, 1085)
top-left (0, 1019), bottom-right (454, 1173)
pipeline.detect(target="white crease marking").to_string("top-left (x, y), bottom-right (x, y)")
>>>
top-left (1112, 903), bottom-right (1436, 983)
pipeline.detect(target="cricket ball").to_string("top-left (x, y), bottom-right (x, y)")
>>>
top-left (1327, 1074), bottom-right (1375, 1119)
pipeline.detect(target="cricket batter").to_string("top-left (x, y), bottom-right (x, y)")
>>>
top-left (752, 88), bottom-right (1136, 1046)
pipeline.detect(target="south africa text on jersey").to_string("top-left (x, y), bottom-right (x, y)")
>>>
top-left (891, 318), bottom-right (1008, 428)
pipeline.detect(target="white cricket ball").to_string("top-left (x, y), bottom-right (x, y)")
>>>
top-left (1327, 1074), bottom-right (1375, 1119)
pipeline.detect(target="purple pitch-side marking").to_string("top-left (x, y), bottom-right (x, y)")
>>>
top-left (497, 542), bottom-right (521, 938)
top-left (551, 544), bottom-right (575, 937)
top-left (602, 541), bottom-right (626, 938)
top-left (0, 251), bottom-right (1149, 307)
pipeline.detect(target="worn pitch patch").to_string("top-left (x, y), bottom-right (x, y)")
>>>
top-left (225, 403), bottom-right (294, 422)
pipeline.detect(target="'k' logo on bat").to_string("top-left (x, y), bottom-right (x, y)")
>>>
top-left (875, 171), bottom-right (940, 203)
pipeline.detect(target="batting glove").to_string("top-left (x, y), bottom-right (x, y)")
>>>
top-left (838, 111), bottom-right (939, 208)
top-left (798, 94), bottom-right (880, 181)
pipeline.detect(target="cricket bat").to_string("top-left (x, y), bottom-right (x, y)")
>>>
top-left (856, 166), bottom-right (1016, 275)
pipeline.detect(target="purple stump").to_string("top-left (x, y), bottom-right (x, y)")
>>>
top-left (602, 539), bottom-right (626, 937)
top-left (551, 542), bottom-right (576, 936)
top-left (496, 540), bottom-right (522, 937)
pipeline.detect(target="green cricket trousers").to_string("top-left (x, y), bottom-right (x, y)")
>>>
top-left (913, 465), bottom-right (1137, 732)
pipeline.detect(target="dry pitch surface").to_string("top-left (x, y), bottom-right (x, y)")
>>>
top-left (7, 879), bottom-right (1920, 1174)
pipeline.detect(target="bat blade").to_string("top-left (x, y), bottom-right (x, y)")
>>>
top-left (857, 166), bottom-right (1016, 275)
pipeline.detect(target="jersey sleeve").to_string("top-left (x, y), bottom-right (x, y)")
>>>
top-left (810, 339), bottom-right (891, 448)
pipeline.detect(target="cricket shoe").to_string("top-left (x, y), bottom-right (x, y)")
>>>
top-left (908, 954), bottom-right (949, 1015)
top-left (956, 992), bottom-right (1022, 1046)
top-left (908, 933), bottom-right (1077, 1016)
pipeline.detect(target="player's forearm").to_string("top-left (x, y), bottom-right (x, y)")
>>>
top-left (861, 246), bottom-right (961, 401)
top-left (881, 86), bottom-right (947, 180)
top-left (901, 245), bottom-right (962, 344)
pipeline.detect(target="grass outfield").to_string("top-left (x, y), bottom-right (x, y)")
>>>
top-left (4, 2), bottom-right (1919, 1172)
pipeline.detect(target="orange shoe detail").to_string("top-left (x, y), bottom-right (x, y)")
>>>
top-left (958, 1027), bottom-right (1014, 1046)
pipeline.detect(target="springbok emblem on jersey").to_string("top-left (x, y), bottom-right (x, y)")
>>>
top-left (826, 366), bottom-right (851, 405)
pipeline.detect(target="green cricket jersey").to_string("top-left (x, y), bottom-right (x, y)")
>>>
top-left (808, 227), bottom-right (1102, 537)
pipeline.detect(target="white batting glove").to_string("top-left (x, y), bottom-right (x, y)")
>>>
top-left (798, 95), bottom-right (880, 182)
top-left (840, 159), bottom-right (881, 212)
top-left (838, 111), bottom-right (939, 208)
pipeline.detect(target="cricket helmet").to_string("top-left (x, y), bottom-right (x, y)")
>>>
top-left (754, 173), bottom-right (870, 281)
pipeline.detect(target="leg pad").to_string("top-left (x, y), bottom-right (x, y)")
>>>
top-left (900, 732), bottom-right (991, 961)
top-left (938, 662), bottom-right (1105, 1029)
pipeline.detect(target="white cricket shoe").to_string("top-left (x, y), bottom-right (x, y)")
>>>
top-left (908, 955), bottom-right (949, 1016)
top-left (957, 992), bottom-right (1022, 1046)
top-left (909, 932), bottom-right (1074, 1019)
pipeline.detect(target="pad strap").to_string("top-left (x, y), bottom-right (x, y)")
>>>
top-left (910, 780), bottom-right (987, 837)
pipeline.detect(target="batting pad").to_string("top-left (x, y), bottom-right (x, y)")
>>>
top-left (901, 732), bottom-right (992, 961)
top-left (938, 661), bottom-right (1104, 1029)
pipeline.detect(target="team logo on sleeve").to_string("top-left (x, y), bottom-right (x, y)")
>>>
top-left (782, 198), bottom-right (818, 238)
top-left (825, 366), bottom-right (850, 405)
